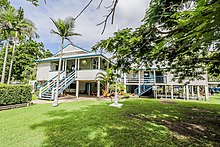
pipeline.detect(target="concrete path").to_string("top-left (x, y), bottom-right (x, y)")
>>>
top-left (32, 97), bottom-right (111, 105)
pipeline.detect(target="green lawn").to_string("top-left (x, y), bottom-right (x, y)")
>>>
top-left (208, 94), bottom-right (220, 104)
top-left (0, 96), bottom-right (220, 146)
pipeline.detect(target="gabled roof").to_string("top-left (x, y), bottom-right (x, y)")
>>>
top-left (54, 44), bottom-right (91, 57)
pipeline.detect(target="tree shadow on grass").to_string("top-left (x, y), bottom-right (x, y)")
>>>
top-left (126, 100), bottom-right (220, 145)
top-left (31, 100), bottom-right (220, 146)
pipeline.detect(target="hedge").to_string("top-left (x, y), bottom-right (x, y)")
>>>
top-left (0, 84), bottom-right (32, 106)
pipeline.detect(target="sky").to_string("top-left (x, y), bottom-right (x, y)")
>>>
top-left (9, 0), bottom-right (150, 53)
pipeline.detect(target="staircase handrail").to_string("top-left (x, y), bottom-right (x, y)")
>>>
top-left (58, 73), bottom-right (75, 94)
top-left (39, 70), bottom-right (76, 100)
top-left (48, 70), bottom-right (75, 93)
top-left (40, 71), bottom-right (67, 97)
top-left (134, 77), bottom-right (155, 94)
top-left (41, 77), bottom-right (66, 96)
top-left (39, 70), bottom-right (65, 88)
top-left (139, 86), bottom-right (153, 96)
top-left (56, 71), bottom-right (75, 91)
top-left (51, 71), bottom-right (76, 99)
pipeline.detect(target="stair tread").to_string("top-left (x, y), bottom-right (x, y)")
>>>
top-left (40, 71), bottom-right (76, 99)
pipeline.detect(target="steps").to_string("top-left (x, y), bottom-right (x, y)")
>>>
top-left (134, 78), bottom-right (154, 96)
top-left (134, 84), bottom-right (153, 96)
top-left (39, 70), bottom-right (76, 100)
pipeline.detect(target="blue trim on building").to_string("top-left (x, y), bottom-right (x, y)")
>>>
top-left (35, 53), bottom-right (108, 62)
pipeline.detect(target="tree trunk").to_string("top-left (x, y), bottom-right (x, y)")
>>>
top-left (105, 82), bottom-right (107, 95)
top-left (106, 82), bottom-right (109, 95)
top-left (53, 38), bottom-right (64, 107)
top-left (1, 38), bottom-right (10, 84)
top-left (7, 31), bottom-right (18, 84)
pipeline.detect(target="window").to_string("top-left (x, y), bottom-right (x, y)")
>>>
top-left (92, 58), bottom-right (98, 69)
top-left (51, 61), bottom-right (60, 71)
top-left (101, 59), bottom-right (108, 70)
top-left (70, 83), bottom-right (76, 89)
top-left (133, 72), bottom-right (138, 77)
top-left (55, 65), bottom-right (58, 71)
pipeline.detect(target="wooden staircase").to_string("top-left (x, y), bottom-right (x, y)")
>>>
top-left (39, 70), bottom-right (76, 100)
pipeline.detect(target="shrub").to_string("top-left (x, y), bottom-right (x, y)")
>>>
top-left (109, 83), bottom-right (125, 94)
top-left (0, 84), bottom-right (32, 106)
top-left (122, 93), bottom-right (130, 99)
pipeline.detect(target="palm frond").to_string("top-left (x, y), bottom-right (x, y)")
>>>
top-left (96, 72), bottom-right (106, 77)
top-left (50, 18), bottom-right (65, 37)
top-left (0, 6), bottom-right (39, 40)
top-left (51, 29), bottom-right (61, 36)
top-left (50, 17), bottom-right (81, 45)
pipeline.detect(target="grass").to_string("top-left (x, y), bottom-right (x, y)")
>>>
top-left (0, 95), bottom-right (220, 146)
top-left (208, 94), bottom-right (220, 104)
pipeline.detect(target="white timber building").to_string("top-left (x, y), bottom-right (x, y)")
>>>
top-left (36, 44), bottom-right (209, 100)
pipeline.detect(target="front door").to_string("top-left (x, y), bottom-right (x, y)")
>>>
top-left (85, 83), bottom-right (91, 95)
top-left (156, 71), bottom-right (163, 83)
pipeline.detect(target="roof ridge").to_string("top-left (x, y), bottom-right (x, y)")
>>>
top-left (53, 44), bottom-right (91, 56)
top-left (70, 44), bottom-right (91, 53)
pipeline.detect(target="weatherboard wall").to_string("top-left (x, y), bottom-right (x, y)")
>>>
top-left (36, 62), bottom-right (51, 81)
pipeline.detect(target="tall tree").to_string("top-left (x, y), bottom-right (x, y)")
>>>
top-left (50, 17), bottom-right (81, 106)
top-left (7, 8), bottom-right (39, 84)
top-left (0, 0), bottom-right (10, 12)
top-left (93, 0), bottom-right (220, 81)
top-left (0, 6), bottom-right (16, 84)
top-left (142, 0), bottom-right (220, 80)
top-left (0, 40), bottom-right (52, 81)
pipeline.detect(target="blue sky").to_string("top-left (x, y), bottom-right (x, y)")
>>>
top-left (9, 0), bottom-right (149, 53)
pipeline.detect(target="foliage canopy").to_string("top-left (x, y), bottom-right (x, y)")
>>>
top-left (0, 40), bottom-right (52, 82)
top-left (93, 0), bottom-right (220, 81)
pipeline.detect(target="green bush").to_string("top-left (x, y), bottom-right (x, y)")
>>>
top-left (122, 93), bottom-right (130, 99)
top-left (0, 84), bottom-right (32, 106)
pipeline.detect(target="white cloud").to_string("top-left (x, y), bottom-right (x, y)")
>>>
top-left (9, 0), bottom-right (150, 52)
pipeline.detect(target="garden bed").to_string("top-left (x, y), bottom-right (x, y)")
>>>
top-left (0, 102), bottom-right (32, 111)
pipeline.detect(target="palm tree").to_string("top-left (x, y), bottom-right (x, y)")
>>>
top-left (95, 68), bottom-right (115, 96)
top-left (50, 17), bottom-right (81, 106)
top-left (0, 7), bottom-right (16, 84)
top-left (7, 8), bottom-right (39, 84)
top-left (0, 0), bottom-right (10, 12)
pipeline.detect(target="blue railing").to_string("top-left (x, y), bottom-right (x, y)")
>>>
top-left (134, 84), bottom-right (153, 96)
top-left (41, 75), bottom-right (67, 96)
top-left (51, 71), bottom-right (76, 100)
top-left (139, 86), bottom-right (153, 96)
top-left (123, 76), bottom-right (167, 84)
top-left (39, 70), bottom-right (65, 89)
top-left (40, 70), bottom-right (76, 100)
